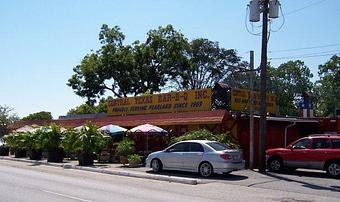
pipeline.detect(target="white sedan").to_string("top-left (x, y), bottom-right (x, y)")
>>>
top-left (145, 140), bottom-right (245, 177)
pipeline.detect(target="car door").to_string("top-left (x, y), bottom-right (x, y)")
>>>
top-left (309, 138), bottom-right (331, 169)
top-left (162, 142), bottom-right (188, 169)
top-left (181, 143), bottom-right (204, 171)
top-left (285, 138), bottom-right (312, 168)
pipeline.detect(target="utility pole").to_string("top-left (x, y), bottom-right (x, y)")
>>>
top-left (249, 50), bottom-right (255, 170)
top-left (258, 0), bottom-right (269, 173)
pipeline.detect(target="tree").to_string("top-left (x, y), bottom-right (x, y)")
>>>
top-left (21, 111), bottom-right (53, 121)
top-left (0, 105), bottom-right (19, 137)
top-left (140, 25), bottom-right (188, 92)
top-left (174, 38), bottom-right (243, 90)
top-left (67, 97), bottom-right (113, 115)
top-left (315, 55), bottom-right (340, 117)
top-left (268, 60), bottom-right (314, 116)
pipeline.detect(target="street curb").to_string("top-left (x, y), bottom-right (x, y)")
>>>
top-left (0, 157), bottom-right (199, 185)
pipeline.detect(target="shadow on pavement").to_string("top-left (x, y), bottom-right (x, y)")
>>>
top-left (271, 169), bottom-right (332, 179)
top-left (146, 170), bottom-right (248, 181)
top-left (264, 171), bottom-right (340, 192)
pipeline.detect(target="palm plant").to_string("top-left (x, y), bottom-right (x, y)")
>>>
top-left (116, 138), bottom-right (135, 165)
top-left (22, 130), bottom-right (43, 160)
top-left (62, 128), bottom-right (79, 160)
top-left (70, 123), bottom-right (110, 166)
top-left (40, 124), bottom-right (64, 162)
top-left (3, 133), bottom-right (26, 158)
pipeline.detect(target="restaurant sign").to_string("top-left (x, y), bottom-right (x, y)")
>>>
top-left (107, 88), bottom-right (212, 116)
top-left (231, 88), bottom-right (276, 114)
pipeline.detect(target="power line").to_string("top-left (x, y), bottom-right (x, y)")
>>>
top-left (285, 0), bottom-right (328, 16)
top-left (269, 53), bottom-right (339, 60)
top-left (269, 43), bottom-right (340, 53)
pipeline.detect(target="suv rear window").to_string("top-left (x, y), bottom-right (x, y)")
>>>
top-left (207, 142), bottom-right (230, 151)
top-left (331, 139), bottom-right (340, 148)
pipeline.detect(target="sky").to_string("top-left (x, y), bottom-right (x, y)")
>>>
top-left (0, 0), bottom-right (339, 119)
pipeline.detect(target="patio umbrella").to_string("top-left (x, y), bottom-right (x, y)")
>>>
top-left (16, 125), bottom-right (37, 133)
top-left (128, 124), bottom-right (168, 154)
top-left (129, 124), bottom-right (167, 133)
top-left (98, 124), bottom-right (127, 137)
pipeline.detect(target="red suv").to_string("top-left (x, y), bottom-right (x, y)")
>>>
top-left (266, 135), bottom-right (340, 178)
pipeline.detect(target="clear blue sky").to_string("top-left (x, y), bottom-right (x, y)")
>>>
top-left (1, 0), bottom-right (339, 118)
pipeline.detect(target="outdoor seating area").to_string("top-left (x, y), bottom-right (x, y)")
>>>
top-left (1, 122), bottom-right (170, 167)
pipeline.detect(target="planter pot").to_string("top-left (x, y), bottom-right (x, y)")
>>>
top-left (29, 149), bottom-right (42, 160)
top-left (120, 156), bottom-right (128, 165)
top-left (0, 147), bottom-right (9, 156)
top-left (128, 161), bottom-right (140, 168)
top-left (47, 148), bottom-right (64, 163)
top-left (14, 149), bottom-right (26, 158)
top-left (78, 153), bottom-right (94, 166)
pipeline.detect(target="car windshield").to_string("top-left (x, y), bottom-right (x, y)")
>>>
top-left (207, 142), bottom-right (230, 151)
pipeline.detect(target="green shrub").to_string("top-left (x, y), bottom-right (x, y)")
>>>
top-left (69, 123), bottom-right (110, 154)
top-left (116, 138), bottom-right (135, 157)
top-left (170, 129), bottom-right (240, 149)
top-left (127, 154), bottom-right (141, 165)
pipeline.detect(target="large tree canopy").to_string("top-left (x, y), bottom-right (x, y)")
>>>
top-left (68, 24), bottom-right (244, 103)
top-left (174, 38), bottom-right (243, 90)
top-left (21, 111), bottom-right (53, 121)
top-left (315, 55), bottom-right (340, 117)
top-left (267, 60), bottom-right (314, 116)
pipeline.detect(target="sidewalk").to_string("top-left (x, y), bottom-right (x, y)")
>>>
top-left (0, 156), bottom-right (199, 185)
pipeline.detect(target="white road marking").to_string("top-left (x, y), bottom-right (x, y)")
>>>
top-left (42, 190), bottom-right (93, 202)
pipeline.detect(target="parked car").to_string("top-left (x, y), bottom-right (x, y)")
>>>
top-left (145, 140), bottom-right (245, 177)
top-left (266, 135), bottom-right (340, 178)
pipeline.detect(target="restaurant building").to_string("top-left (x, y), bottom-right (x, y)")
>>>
top-left (9, 85), bottom-right (340, 167)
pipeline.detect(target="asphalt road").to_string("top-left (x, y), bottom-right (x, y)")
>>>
top-left (0, 160), bottom-right (338, 202)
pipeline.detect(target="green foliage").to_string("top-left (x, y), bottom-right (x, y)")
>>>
top-left (0, 105), bottom-right (19, 137)
top-left (315, 55), bottom-right (340, 117)
top-left (269, 61), bottom-right (314, 116)
top-left (21, 111), bottom-right (52, 121)
top-left (3, 132), bottom-right (26, 150)
top-left (127, 154), bottom-right (141, 165)
top-left (176, 38), bottom-right (243, 90)
top-left (67, 24), bottom-right (245, 103)
top-left (170, 129), bottom-right (240, 149)
top-left (64, 123), bottom-right (109, 154)
top-left (40, 124), bottom-right (63, 151)
top-left (21, 131), bottom-right (43, 151)
top-left (62, 128), bottom-right (79, 153)
top-left (116, 138), bottom-right (135, 157)
top-left (67, 97), bottom-right (112, 115)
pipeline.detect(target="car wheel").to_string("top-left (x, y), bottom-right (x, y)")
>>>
top-left (268, 157), bottom-right (283, 172)
top-left (199, 162), bottom-right (213, 177)
top-left (326, 161), bottom-right (340, 178)
top-left (151, 159), bottom-right (162, 173)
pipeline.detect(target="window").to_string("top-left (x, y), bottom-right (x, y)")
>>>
top-left (167, 143), bottom-right (189, 152)
top-left (312, 138), bottom-right (331, 149)
top-left (189, 143), bottom-right (204, 152)
top-left (331, 139), bottom-right (340, 148)
top-left (207, 142), bottom-right (230, 151)
top-left (292, 139), bottom-right (311, 149)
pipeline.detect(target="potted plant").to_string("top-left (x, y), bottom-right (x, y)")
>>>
top-left (62, 128), bottom-right (79, 160)
top-left (116, 138), bottom-right (135, 165)
top-left (22, 130), bottom-right (43, 160)
top-left (3, 133), bottom-right (26, 158)
top-left (41, 124), bottom-right (64, 163)
top-left (0, 138), bottom-right (9, 156)
top-left (127, 154), bottom-right (141, 167)
top-left (69, 123), bottom-right (109, 166)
